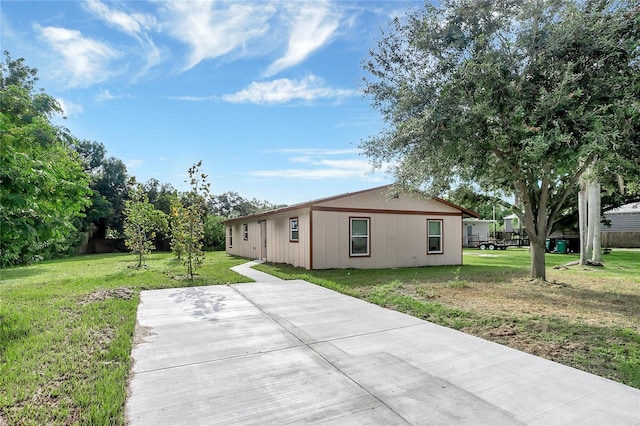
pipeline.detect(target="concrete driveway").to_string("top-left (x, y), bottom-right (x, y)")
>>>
top-left (126, 262), bottom-right (640, 425)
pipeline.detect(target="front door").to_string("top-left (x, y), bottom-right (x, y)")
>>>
top-left (260, 220), bottom-right (267, 260)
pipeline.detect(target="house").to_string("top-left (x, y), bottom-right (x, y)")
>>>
top-left (224, 185), bottom-right (479, 270)
top-left (602, 202), bottom-right (640, 248)
top-left (462, 219), bottom-right (493, 247)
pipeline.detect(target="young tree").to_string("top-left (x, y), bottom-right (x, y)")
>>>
top-left (176, 161), bottom-right (211, 279)
top-left (123, 184), bottom-right (168, 268)
top-left (362, 0), bottom-right (639, 280)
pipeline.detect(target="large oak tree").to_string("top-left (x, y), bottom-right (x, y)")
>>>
top-left (362, 0), bottom-right (639, 280)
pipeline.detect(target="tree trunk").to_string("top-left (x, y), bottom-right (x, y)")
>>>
top-left (585, 181), bottom-right (595, 260)
top-left (578, 181), bottom-right (588, 265)
top-left (590, 181), bottom-right (602, 262)
top-left (530, 239), bottom-right (547, 280)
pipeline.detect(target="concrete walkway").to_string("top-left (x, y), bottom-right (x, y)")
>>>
top-left (126, 263), bottom-right (640, 425)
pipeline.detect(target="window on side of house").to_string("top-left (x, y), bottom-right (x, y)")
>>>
top-left (427, 219), bottom-right (443, 254)
top-left (350, 217), bottom-right (370, 257)
top-left (290, 217), bottom-right (299, 242)
top-left (228, 226), bottom-right (233, 247)
top-left (243, 224), bottom-right (248, 240)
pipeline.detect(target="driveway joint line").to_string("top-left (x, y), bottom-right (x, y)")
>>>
top-left (307, 322), bottom-right (428, 345)
top-left (133, 343), bottom-right (307, 375)
top-left (231, 283), bottom-right (413, 426)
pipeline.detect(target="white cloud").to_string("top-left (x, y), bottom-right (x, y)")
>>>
top-left (83, 0), bottom-right (161, 78)
top-left (165, 95), bottom-right (218, 102)
top-left (34, 24), bottom-right (120, 87)
top-left (267, 148), bottom-right (360, 155)
top-left (159, 2), bottom-right (274, 71)
top-left (56, 98), bottom-right (84, 117)
top-left (248, 147), bottom-right (388, 181)
top-left (83, 0), bottom-right (156, 36)
top-left (126, 159), bottom-right (144, 170)
top-left (265, 3), bottom-right (340, 77)
top-left (96, 89), bottom-right (133, 102)
top-left (222, 75), bottom-right (354, 104)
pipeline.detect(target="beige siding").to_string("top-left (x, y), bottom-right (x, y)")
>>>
top-left (316, 189), bottom-right (461, 214)
top-left (312, 211), bottom-right (462, 269)
top-left (226, 186), bottom-right (468, 269)
top-left (226, 208), bottom-right (311, 268)
top-left (225, 221), bottom-right (262, 260)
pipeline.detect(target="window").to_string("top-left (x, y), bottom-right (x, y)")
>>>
top-left (289, 217), bottom-right (299, 242)
top-left (243, 224), bottom-right (248, 240)
top-left (350, 217), bottom-right (370, 257)
top-left (427, 220), bottom-right (443, 254)
top-left (228, 226), bottom-right (233, 247)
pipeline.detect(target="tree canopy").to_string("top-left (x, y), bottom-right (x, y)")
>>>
top-left (362, 0), bottom-right (640, 279)
top-left (1, 52), bottom-right (91, 266)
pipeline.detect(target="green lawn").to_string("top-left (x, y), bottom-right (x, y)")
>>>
top-left (255, 248), bottom-right (640, 389)
top-left (0, 252), bottom-right (250, 425)
top-left (1, 248), bottom-right (639, 425)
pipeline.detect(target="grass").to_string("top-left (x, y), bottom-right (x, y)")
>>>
top-left (255, 248), bottom-right (640, 389)
top-left (0, 251), bottom-right (250, 425)
top-left (2, 248), bottom-right (638, 424)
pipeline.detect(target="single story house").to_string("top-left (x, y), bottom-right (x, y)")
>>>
top-left (224, 185), bottom-right (479, 270)
top-left (602, 202), bottom-right (640, 248)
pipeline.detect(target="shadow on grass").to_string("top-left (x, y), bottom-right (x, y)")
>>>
top-left (0, 309), bottom-right (30, 356)
top-left (258, 262), bottom-right (530, 287)
top-left (532, 284), bottom-right (640, 319)
top-left (0, 266), bottom-right (51, 281)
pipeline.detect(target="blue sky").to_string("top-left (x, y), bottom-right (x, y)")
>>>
top-left (2, 1), bottom-right (421, 205)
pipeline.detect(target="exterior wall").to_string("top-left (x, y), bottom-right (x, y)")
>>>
top-left (225, 187), bottom-right (470, 269)
top-left (602, 205), bottom-right (640, 248)
top-left (262, 209), bottom-right (311, 269)
top-left (601, 232), bottom-right (640, 248)
top-left (315, 189), bottom-right (461, 214)
top-left (311, 210), bottom-right (462, 269)
top-left (225, 208), bottom-right (311, 268)
top-left (462, 220), bottom-right (491, 247)
top-left (225, 221), bottom-right (262, 260)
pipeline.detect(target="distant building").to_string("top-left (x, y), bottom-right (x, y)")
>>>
top-left (602, 203), bottom-right (640, 248)
top-left (462, 219), bottom-right (493, 247)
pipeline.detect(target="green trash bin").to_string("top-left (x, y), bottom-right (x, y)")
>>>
top-left (546, 239), bottom-right (551, 251)
top-left (556, 239), bottom-right (568, 254)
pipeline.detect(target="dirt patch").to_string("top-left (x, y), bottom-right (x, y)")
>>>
top-left (79, 287), bottom-right (134, 305)
top-left (133, 323), bottom-right (155, 346)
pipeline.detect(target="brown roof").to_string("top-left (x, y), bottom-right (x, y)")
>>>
top-left (223, 184), bottom-right (479, 223)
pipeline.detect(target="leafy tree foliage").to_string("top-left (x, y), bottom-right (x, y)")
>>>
top-left (362, 0), bottom-right (639, 280)
top-left (123, 184), bottom-right (168, 268)
top-left (142, 178), bottom-right (179, 216)
top-left (1, 52), bottom-right (91, 266)
top-left (446, 186), bottom-right (511, 223)
top-left (209, 191), bottom-right (285, 218)
top-left (169, 199), bottom-right (187, 260)
top-left (204, 214), bottom-right (226, 250)
top-left (74, 140), bottom-right (127, 240)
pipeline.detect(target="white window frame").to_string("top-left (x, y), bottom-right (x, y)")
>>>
top-left (427, 219), bottom-right (443, 254)
top-left (228, 226), bottom-right (233, 248)
top-left (243, 223), bottom-right (248, 240)
top-left (350, 217), bottom-right (370, 257)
